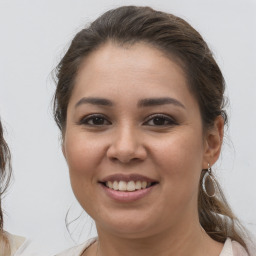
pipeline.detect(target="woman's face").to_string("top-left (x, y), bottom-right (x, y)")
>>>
top-left (63, 42), bottom-right (211, 238)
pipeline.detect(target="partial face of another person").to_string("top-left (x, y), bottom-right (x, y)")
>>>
top-left (63, 42), bottom-right (213, 238)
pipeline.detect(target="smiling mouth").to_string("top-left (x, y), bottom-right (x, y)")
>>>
top-left (101, 180), bottom-right (158, 192)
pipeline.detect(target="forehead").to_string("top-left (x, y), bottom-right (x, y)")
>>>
top-left (70, 41), bottom-right (196, 108)
top-left (77, 42), bottom-right (185, 81)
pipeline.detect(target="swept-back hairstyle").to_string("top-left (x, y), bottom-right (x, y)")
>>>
top-left (0, 119), bottom-right (11, 255)
top-left (53, 6), bottom-right (250, 252)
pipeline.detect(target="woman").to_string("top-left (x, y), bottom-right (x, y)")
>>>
top-left (0, 120), bottom-right (26, 255)
top-left (54, 6), bottom-right (253, 256)
top-left (0, 119), bottom-right (47, 255)
top-left (0, 119), bottom-right (12, 255)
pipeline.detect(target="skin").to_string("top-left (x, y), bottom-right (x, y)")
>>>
top-left (63, 42), bottom-right (224, 256)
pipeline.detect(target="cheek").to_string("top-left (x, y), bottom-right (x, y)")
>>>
top-left (63, 131), bottom-right (105, 205)
top-left (64, 131), bottom-right (104, 175)
top-left (153, 130), bottom-right (204, 196)
top-left (63, 131), bottom-right (105, 213)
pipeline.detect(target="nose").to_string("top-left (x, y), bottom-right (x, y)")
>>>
top-left (106, 125), bottom-right (147, 164)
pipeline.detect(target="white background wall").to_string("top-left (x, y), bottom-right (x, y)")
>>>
top-left (0, 0), bottom-right (255, 254)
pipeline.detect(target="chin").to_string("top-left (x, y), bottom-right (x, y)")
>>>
top-left (95, 210), bottom-right (163, 238)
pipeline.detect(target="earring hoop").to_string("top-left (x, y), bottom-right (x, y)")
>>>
top-left (202, 164), bottom-right (216, 198)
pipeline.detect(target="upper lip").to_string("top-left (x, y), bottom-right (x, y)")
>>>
top-left (100, 173), bottom-right (158, 183)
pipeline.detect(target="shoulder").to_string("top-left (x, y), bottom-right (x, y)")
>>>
top-left (56, 237), bottom-right (97, 256)
top-left (5, 232), bottom-right (26, 255)
top-left (232, 240), bottom-right (250, 256)
top-left (220, 238), bottom-right (250, 256)
top-left (5, 232), bottom-right (49, 256)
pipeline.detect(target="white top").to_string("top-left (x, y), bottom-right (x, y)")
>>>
top-left (56, 237), bottom-right (249, 256)
top-left (5, 232), bottom-right (47, 256)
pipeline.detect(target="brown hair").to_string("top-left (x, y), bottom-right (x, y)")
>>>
top-left (0, 120), bottom-right (11, 255)
top-left (53, 5), bottom-right (249, 251)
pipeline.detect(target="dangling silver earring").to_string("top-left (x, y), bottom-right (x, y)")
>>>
top-left (202, 163), bottom-right (217, 197)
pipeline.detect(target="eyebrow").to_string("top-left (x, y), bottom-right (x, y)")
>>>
top-left (75, 97), bottom-right (185, 109)
top-left (75, 97), bottom-right (113, 108)
top-left (137, 97), bottom-right (185, 109)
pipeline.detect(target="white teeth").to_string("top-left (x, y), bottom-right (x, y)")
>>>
top-left (141, 181), bottom-right (147, 189)
top-left (105, 180), bottom-right (153, 191)
top-left (118, 181), bottom-right (127, 191)
top-left (127, 181), bottom-right (136, 191)
top-left (113, 181), bottom-right (119, 190)
top-left (106, 181), bottom-right (113, 189)
top-left (135, 181), bottom-right (142, 190)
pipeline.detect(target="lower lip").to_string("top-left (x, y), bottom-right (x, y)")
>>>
top-left (100, 184), bottom-right (155, 202)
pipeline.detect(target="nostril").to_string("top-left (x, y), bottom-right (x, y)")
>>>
top-left (109, 156), bottom-right (141, 164)
top-left (106, 136), bottom-right (147, 163)
top-left (109, 156), bottom-right (119, 162)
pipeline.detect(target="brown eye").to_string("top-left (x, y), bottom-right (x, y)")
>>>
top-left (144, 114), bottom-right (177, 126)
top-left (80, 114), bottom-right (111, 126)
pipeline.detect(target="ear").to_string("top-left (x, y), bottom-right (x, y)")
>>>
top-left (202, 115), bottom-right (224, 169)
top-left (62, 137), bottom-right (66, 159)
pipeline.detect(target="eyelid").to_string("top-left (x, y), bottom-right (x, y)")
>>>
top-left (77, 113), bottom-right (177, 127)
top-left (143, 113), bottom-right (177, 126)
top-left (78, 113), bottom-right (111, 126)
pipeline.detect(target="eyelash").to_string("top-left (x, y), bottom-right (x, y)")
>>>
top-left (79, 114), bottom-right (111, 126)
top-left (143, 114), bottom-right (177, 126)
top-left (78, 114), bottom-right (177, 127)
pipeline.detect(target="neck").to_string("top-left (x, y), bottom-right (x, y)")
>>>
top-left (89, 219), bottom-right (223, 256)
